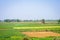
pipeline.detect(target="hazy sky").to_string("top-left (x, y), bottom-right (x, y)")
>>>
top-left (0, 0), bottom-right (60, 20)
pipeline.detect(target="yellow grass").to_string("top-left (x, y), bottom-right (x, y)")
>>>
top-left (13, 26), bottom-right (60, 29)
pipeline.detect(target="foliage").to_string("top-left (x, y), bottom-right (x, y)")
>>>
top-left (31, 36), bottom-right (60, 40)
top-left (4, 19), bottom-right (21, 22)
top-left (41, 19), bottom-right (45, 24)
top-left (58, 19), bottom-right (60, 24)
top-left (0, 22), bottom-right (60, 40)
top-left (4, 19), bottom-right (11, 22)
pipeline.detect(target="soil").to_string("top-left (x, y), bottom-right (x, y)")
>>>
top-left (22, 32), bottom-right (60, 38)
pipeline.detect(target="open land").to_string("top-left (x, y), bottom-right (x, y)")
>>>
top-left (0, 22), bottom-right (60, 40)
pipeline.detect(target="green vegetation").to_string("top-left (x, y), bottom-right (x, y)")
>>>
top-left (31, 36), bottom-right (60, 40)
top-left (58, 19), bottom-right (60, 24)
top-left (0, 30), bottom-right (25, 40)
top-left (0, 22), bottom-right (60, 28)
top-left (41, 19), bottom-right (45, 24)
top-left (0, 22), bottom-right (60, 40)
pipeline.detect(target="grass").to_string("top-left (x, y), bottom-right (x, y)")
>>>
top-left (0, 22), bottom-right (60, 40)
top-left (31, 36), bottom-right (60, 40)
top-left (0, 22), bottom-right (60, 28)
top-left (14, 26), bottom-right (60, 29)
top-left (0, 29), bottom-right (26, 40)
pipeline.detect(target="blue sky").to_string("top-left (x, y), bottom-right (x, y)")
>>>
top-left (0, 0), bottom-right (60, 20)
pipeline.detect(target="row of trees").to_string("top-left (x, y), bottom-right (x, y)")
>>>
top-left (4, 19), bottom-right (21, 22)
top-left (0, 19), bottom-right (42, 22)
top-left (0, 19), bottom-right (60, 24)
top-left (58, 19), bottom-right (60, 24)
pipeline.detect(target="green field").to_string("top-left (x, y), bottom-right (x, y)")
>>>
top-left (0, 22), bottom-right (60, 40)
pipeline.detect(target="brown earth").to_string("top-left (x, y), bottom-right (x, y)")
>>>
top-left (22, 32), bottom-right (60, 38)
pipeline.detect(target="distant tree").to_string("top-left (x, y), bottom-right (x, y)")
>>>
top-left (16, 19), bottom-right (21, 22)
top-left (11, 19), bottom-right (18, 22)
top-left (24, 20), bottom-right (28, 22)
top-left (4, 19), bottom-right (22, 22)
top-left (58, 19), bottom-right (60, 24)
top-left (4, 19), bottom-right (11, 22)
top-left (0, 20), bottom-right (2, 22)
top-left (41, 19), bottom-right (45, 24)
top-left (10, 19), bottom-right (16, 22)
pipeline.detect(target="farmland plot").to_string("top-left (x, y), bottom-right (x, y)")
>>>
top-left (22, 32), bottom-right (60, 38)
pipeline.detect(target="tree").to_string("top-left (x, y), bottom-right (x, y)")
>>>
top-left (58, 19), bottom-right (60, 24)
top-left (0, 20), bottom-right (2, 22)
top-left (4, 19), bottom-right (11, 22)
top-left (41, 19), bottom-right (45, 24)
top-left (16, 19), bottom-right (21, 22)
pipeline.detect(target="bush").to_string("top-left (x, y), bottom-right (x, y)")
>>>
top-left (58, 19), bottom-right (60, 24)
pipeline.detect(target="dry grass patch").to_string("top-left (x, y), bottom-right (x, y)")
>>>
top-left (22, 32), bottom-right (60, 38)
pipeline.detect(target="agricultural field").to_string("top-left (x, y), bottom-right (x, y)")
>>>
top-left (0, 22), bottom-right (60, 40)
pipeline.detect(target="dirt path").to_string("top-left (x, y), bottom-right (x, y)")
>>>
top-left (22, 32), bottom-right (60, 38)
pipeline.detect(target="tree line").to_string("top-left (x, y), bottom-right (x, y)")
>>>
top-left (0, 19), bottom-right (60, 24)
top-left (0, 19), bottom-right (41, 22)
